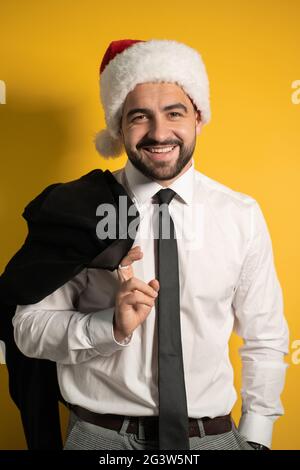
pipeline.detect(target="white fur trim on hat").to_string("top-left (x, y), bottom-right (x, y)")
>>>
top-left (96, 39), bottom-right (211, 158)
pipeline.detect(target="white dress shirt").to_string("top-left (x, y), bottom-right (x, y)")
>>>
top-left (13, 158), bottom-right (289, 448)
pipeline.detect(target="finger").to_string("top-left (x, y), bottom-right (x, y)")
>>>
top-left (117, 269), bottom-right (130, 283)
top-left (123, 291), bottom-right (157, 308)
top-left (121, 277), bottom-right (159, 298)
top-left (117, 264), bottom-right (133, 283)
top-left (119, 246), bottom-right (143, 268)
top-left (117, 247), bottom-right (143, 283)
top-left (148, 279), bottom-right (160, 292)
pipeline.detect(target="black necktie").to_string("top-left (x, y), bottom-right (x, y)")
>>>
top-left (155, 188), bottom-right (189, 450)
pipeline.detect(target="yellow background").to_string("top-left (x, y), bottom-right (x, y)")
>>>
top-left (0, 0), bottom-right (299, 450)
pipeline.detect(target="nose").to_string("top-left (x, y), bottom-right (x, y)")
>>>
top-left (147, 116), bottom-right (172, 144)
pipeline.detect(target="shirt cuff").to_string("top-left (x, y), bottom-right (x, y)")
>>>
top-left (88, 307), bottom-right (133, 356)
top-left (238, 412), bottom-right (274, 448)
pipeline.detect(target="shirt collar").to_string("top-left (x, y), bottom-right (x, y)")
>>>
top-left (124, 158), bottom-right (195, 207)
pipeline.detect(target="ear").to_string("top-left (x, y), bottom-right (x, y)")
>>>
top-left (118, 126), bottom-right (123, 139)
top-left (195, 110), bottom-right (203, 135)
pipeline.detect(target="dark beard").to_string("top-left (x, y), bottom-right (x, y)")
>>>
top-left (125, 138), bottom-right (196, 181)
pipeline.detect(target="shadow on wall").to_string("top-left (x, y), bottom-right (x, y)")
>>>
top-left (0, 93), bottom-right (77, 266)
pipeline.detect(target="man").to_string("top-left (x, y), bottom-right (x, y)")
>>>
top-left (12, 39), bottom-right (289, 450)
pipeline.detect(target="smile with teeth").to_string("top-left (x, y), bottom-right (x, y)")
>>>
top-left (143, 145), bottom-right (177, 153)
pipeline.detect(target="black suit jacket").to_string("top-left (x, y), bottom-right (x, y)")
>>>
top-left (0, 168), bottom-right (140, 449)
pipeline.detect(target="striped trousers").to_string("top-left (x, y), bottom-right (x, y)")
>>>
top-left (64, 411), bottom-right (255, 450)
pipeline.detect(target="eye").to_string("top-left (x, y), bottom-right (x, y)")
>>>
top-left (169, 112), bottom-right (182, 118)
top-left (132, 115), bottom-right (147, 122)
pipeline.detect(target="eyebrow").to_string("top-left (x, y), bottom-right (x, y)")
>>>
top-left (126, 103), bottom-right (188, 120)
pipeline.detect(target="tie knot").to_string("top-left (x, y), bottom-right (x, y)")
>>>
top-left (155, 188), bottom-right (176, 205)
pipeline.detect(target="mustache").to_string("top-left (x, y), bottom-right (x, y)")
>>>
top-left (137, 140), bottom-right (181, 149)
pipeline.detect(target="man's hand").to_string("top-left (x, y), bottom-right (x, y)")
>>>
top-left (113, 246), bottom-right (159, 342)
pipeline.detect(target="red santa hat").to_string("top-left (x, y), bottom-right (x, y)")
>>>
top-left (95, 38), bottom-right (211, 158)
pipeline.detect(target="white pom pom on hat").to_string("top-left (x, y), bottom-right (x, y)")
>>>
top-left (95, 38), bottom-right (211, 158)
top-left (94, 129), bottom-right (124, 158)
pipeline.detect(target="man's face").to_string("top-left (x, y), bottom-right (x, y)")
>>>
top-left (119, 82), bottom-right (202, 183)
